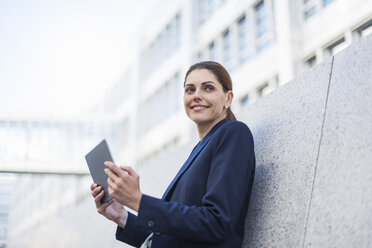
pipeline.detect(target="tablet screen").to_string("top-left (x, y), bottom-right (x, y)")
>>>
top-left (85, 139), bottom-right (113, 203)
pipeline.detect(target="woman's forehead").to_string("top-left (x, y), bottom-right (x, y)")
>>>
top-left (185, 69), bottom-right (219, 84)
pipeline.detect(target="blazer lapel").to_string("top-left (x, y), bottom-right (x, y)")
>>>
top-left (162, 138), bottom-right (211, 200)
top-left (162, 119), bottom-right (228, 200)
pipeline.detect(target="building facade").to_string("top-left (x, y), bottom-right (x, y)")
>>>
top-left (103, 0), bottom-right (372, 165)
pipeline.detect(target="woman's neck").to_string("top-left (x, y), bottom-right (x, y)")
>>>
top-left (196, 116), bottom-right (226, 140)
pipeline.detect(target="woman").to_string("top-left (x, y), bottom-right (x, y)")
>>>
top-left (91, 61), bottom-right (255, 247)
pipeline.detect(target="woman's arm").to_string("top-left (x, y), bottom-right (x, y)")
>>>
top-left (91, 183), bottom-right (151, 247)
top-left (115, 212), bottom-right (152, 247)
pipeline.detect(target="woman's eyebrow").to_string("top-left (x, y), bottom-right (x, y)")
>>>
top-left (201, 81), bottom-right (216, 85)
top-left (185, 81), bottom-right (216, 86)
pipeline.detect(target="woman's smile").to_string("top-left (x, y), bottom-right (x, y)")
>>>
top-left (191, 104), bottom-right (210, 111)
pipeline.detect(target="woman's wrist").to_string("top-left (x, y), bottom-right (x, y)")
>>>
top-left (131, 192), bottom-right (143, 212)
top-left (116, 207), bottom-right (128, 228)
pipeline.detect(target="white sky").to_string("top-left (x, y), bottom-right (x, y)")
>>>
top-left (0, 0), bottom-right (155, 117)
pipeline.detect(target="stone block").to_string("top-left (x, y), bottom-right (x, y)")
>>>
top-left (239, 58), bottom-right (333, 247)
top-left (303, 35), bottom-right (372, 247)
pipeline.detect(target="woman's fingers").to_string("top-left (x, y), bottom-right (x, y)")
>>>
top-left (92, 185), bottom-right (103, 197)
top-left (92, 185), bottom-right (114, 217)
top-left (120, 166), bottom-right (137, 177)
top-left (104, 161), bottom-right (123, 177)
top-left (90, 183), bottom-right (97, 191)
top-left (97, 201), bottom-right (111, 215)
top-left (94, 187), bottom-right (105, 206)
top-left (104, 168), bottom-right (119, 182)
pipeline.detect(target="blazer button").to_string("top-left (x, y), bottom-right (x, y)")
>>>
top-left (147, 220), bottom-right (155, 227)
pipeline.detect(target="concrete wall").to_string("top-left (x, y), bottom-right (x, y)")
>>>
top-left (8, 35), bottom-right (372, 248)
top-left (241, 34), bottom-right (372, 247)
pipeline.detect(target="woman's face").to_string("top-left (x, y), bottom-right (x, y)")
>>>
top-left (184, 69), bottom-right (233, 127)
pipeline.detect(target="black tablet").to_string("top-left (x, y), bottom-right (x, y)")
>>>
top-left (85, 139), bottom-right (114, 203)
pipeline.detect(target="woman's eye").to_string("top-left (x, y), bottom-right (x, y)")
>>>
top-left (205, 85), bottom-right (214, 91)
top-left (185, 88), bottom-right (194, 93)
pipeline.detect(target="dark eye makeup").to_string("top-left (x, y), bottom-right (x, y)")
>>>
top-left (184, 86), bottom-right (195, 93)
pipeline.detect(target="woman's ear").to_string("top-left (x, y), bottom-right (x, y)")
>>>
top-left (225, 91), bottom-right (234, 108)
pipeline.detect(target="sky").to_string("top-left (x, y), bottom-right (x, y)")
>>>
top-left (0, 0), bottom-right (155, 117)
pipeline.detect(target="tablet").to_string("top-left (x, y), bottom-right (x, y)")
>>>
top-left (85, 139), bottom-right (114, 203)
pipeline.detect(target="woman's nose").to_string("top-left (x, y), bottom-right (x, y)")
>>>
top-left (193, 89), bottom-right (202, 101)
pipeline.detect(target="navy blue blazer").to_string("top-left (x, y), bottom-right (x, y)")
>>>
top-left (116, 119), bottom-right (255, 247)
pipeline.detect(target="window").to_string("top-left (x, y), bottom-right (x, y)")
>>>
top-left (355, 19), bottom-right (372, 38)
top-left (197, 0), bottom-right (208, 25)
top-left (197, 51), bottom-right (203, 61)
top-left (240, 94), bottom-right (250, 106)
top-left (139, 13), bottom-right (181, 81)
top-left (223, 30), bottom-right (232, 66)
top-left (208, 0), bottom-right (218, 15)
top-left (303, 5), bottom-right (316, 20)
top-left (326, 38), bottom-right (347, 56)
top-left (0, 228), bottom-right (7, 240)
top-left (238, 15), bottom-right (252, 63)
top-left (303, 0), bottom-right (317, 20)
top-left (137, 72), bottom-right (181, 137)
top-left (175, 14), bottom-right (181, 47)
top-left (209, 41), bottom-right (216, 61)
top-left (361, 25), bottom-right (372, 37)
top-left (257, 82), bottom-right (270, 97)
top-left (255, 1), bottom-right (271, 52)
top-left (197, 0), bottom-right (226, 25)
top-left (255, 2), bottom-right (268, 38)
top-left (306, 56), bottom-right (317, 68)
top-left (171, 72), bottom-right (181, 111)
top-left (323, 0), bottom-right (334, 7)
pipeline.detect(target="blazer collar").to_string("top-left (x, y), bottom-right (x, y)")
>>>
top-left (162, 119), bottom-right (229, 200)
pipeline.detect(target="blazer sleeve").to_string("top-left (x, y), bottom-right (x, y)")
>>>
top-left (116, 212), bottom-right (152, 247)
top-left (133, 122), bottom-right (255, 243)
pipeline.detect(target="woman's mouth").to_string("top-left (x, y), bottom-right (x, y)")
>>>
top-left (191, 105), bottom-right (209, 110)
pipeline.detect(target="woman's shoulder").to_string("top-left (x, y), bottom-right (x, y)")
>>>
top-left (221, 120), bottom-right (251, 132)
top-left (209, 119), bottom-right (254, 150)
top-left (215, 120), bottom-right (253, 139)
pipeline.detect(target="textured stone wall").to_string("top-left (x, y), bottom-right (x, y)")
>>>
top-left (241, 34), bottom-right (372, 247)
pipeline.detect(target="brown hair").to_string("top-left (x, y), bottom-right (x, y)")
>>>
top-left (184, 61), bottom-right (237, 121)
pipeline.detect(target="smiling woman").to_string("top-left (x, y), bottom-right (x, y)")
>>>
top-left (91, 61), bottom-right (255, 248)
top-left (183, 61), bottom-right (236, 139)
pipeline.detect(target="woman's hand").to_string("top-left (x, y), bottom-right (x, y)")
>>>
top-left (91, 183), bottom-right (128, 228)
top-left (104, 161), bottom-right (143, 212)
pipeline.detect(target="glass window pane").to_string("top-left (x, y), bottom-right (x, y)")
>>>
top-left (323, 0), bottom-right (334, 7)
top-left (304, 5), bottom-right (316, 20)
top-left (209, 41), bottom-right (216, 61)
top-left (238, 15), bottom-right (252, 62)
top-left (255, 1), bottom-right (272, 52)
top-left (223, 29), bottom-right (233, 69)
top-left (306, 56), bottom-right (317, 68)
